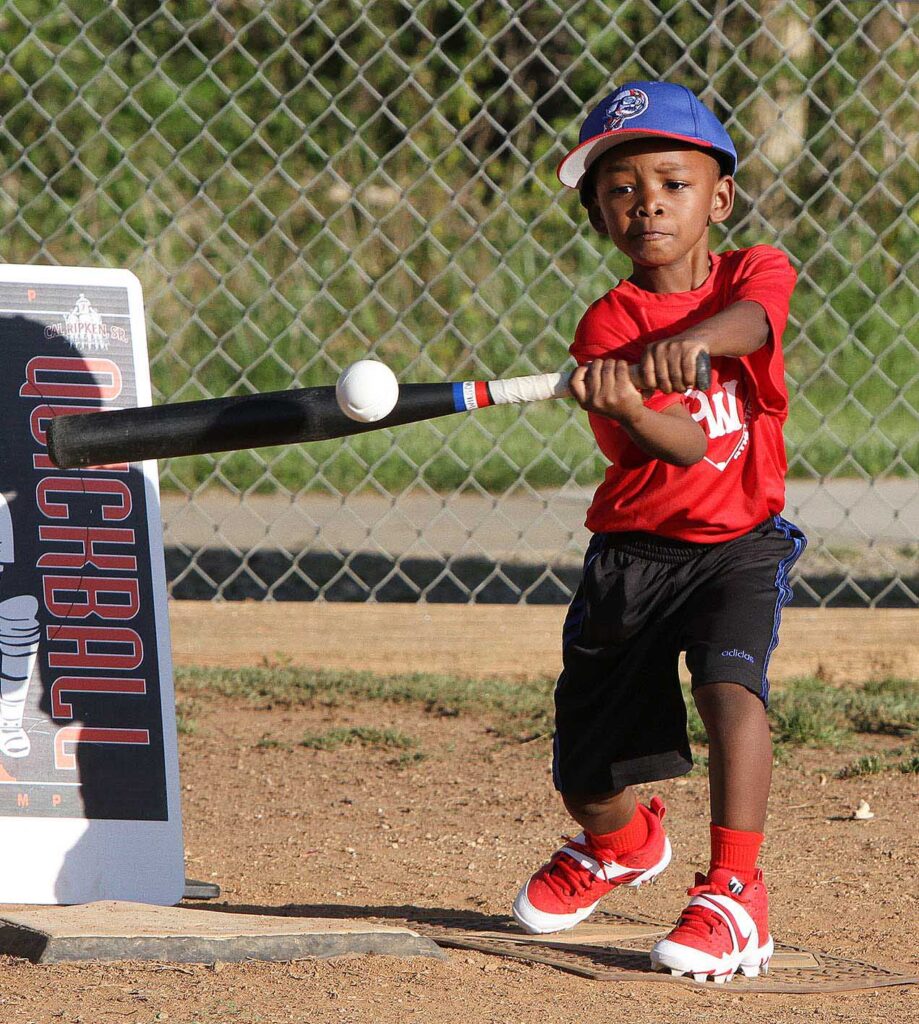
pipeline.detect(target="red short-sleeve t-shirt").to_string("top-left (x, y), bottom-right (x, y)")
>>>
top-left (571, 245), bottom-right (797, 542)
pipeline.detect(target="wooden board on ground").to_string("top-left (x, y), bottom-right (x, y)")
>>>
top-left (169, 603), bottom-right (919, 685)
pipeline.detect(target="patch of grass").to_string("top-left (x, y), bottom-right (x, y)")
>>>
top-left (770, 700), bottom-right (846, 748)
top-left (899, 755), bottom-right (919, 775)
top-left (681, 677), bottom-right (919, 758)
top-left (769, 677), bottom-right (919, 749)
top-left (255, 736), bottom-right (292, 751)
top-left (388, 750), bottom-right (427, 768)
top-left (299, 726), bottom-right (417, 752)
top-left (769, 677), bottom-right (848, 747)
top-left (847, 679), bottom-right (919, 737)
top-left (175, 668), bottom-right (918, 754)
top-left (174, 700), bottom-right (198, 736)
top-left (771, 743), bottom-right (793, 766)
top-left (175, 665), bottom-right (555, 740)
top-left (836, 754), bottom-right (884, 779)
top-left (685, 697), bottom-right (708, 745)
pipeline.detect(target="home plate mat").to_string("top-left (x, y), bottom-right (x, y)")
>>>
top-left (0, 902), bottom-right (444, 964)
top-left (408, 909), bottom-right (919, 994)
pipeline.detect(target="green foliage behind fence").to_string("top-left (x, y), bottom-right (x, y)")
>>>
top-left (0, 1), bottom-right (915, 495)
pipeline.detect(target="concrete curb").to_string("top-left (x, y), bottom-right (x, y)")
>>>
top-left (0, 902), bottom-right (446, 965)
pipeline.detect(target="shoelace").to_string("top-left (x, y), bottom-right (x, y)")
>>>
top-left (539, 836), bottom-right (614, 899)
top-left (672, 882), bottom-right (737, 940)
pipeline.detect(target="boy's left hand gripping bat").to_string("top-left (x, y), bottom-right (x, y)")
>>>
top-left (46, 353), bottom-right (711, 469)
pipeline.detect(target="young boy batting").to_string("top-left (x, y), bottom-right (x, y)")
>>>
top-left (512, 81), bottom-right (806, 984)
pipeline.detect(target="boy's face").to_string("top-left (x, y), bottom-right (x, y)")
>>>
top-left (586, 140), bottom-right (734, 279)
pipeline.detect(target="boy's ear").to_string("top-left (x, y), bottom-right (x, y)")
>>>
top-left (709, 175), bottom-right (735, 225)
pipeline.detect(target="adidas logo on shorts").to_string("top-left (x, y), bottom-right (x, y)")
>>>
top-left (721, 648), bottom-right (754, 663)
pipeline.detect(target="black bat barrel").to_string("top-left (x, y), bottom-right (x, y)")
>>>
top-left (46, 382), bottom-right (458, 469)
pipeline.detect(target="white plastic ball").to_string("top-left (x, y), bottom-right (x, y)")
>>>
top-left (335, 359), bottom-right (399, 423)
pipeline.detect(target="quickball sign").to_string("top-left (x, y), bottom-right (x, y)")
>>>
top-left (0, 265), bottom-right (183, 905)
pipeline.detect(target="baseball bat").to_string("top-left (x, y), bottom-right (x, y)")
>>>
top-left (46, 352), bottom-right (711, 469)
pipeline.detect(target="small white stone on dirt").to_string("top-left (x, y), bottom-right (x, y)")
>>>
top-left (853, 800), bottom-right (875, 820)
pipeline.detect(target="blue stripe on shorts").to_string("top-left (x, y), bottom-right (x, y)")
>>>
top-left (761, 515), bottom-right (807, 703)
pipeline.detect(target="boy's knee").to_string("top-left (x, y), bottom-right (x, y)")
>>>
top-left (562, 788), bottom-right (628, 819)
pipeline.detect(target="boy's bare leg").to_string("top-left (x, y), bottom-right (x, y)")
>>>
top-left (562, 788), bottom-right (637, 836)
top-left (694, 682), bottom-right (772, 832)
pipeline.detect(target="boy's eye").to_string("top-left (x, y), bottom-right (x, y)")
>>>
top-left (665, 180), bottom-right (689, 190)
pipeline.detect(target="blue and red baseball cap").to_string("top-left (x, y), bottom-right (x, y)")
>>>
top-left (557, 81), bottom-right (737, 189)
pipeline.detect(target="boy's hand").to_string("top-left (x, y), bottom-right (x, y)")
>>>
top-left (637, 340), bottom-right (709, 394)
top-left (569, 359), bottom-right (645, 423)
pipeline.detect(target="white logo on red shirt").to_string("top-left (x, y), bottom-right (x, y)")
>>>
top-left (688, 378), bottom-right (750, 472)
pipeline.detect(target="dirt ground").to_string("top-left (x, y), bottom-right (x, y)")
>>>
top-left (168, 604), bottom-right (919, 684)
top-left (0, 606), bottom-right (917, 1024)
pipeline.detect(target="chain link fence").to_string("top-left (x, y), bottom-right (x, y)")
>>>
top-left (1, 0), bottom-right (916, 606)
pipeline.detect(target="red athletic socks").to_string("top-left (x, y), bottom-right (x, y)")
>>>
top-left (589, 801), bottom-right (650, 858)
top-left (709, 823), bottom-right (763, 882)
top-left (583, 818), bottom-right (762, 879)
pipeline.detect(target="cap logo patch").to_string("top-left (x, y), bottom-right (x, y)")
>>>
top-left (603, 88), bottom-right (649, 131)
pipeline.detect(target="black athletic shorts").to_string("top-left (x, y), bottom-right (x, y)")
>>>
top-left (552, 515), bottom-right (806, 795)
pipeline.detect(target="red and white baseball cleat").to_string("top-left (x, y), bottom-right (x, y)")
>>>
top-left (650, 868), bottom-right (774, 983)
top-left (512, 797), bottom-right (671, 934)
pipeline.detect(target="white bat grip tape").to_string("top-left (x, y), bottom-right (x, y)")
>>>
top-left (488, 371), bottom-right (573, 405)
